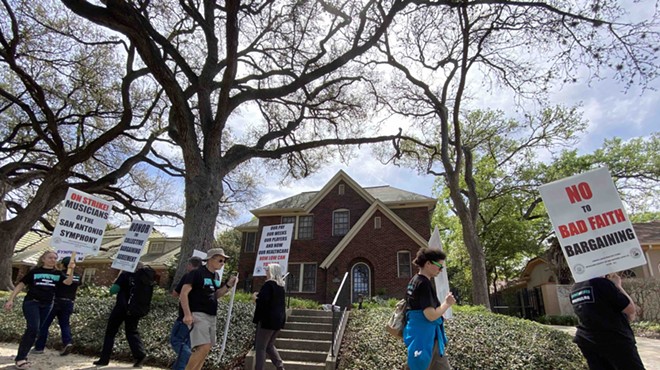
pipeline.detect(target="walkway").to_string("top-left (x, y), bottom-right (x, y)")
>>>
top-left (548, 325), bottom-right (660, 370)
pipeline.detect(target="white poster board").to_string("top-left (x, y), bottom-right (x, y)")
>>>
top-left (51, 188), bottom-right (112, 255)
top-left (111, 220), bottom-right (154, 272)
top-left (252, 223), bottom-right (294, 276)
top-left (539, 167), bottom-right (646, 282)
top-left (429, 226), bottom-right (452, 319)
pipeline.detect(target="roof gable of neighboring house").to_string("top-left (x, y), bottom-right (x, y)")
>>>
top-left (320, 199), bottom-right (429, 268)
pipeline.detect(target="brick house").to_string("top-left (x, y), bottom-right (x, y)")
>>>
top-left (236, 170), bottom-right (436, 304)
top-left (11, 227), bottom-right (181, 288)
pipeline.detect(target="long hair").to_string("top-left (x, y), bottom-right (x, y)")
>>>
top-left (36, 250), bottom-right (57, 268)
top-left (266, 263), bottom-right (286, 287)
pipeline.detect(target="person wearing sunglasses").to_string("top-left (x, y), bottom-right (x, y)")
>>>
top-left (179, 248), bottom-right (238, 370)
top-left (403, 247), bottom-right (456, 370)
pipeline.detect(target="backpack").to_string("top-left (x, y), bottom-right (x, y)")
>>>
top-left (126, 266), bottom-right (156, 318)
top-left (385, 298), bottom-right (408, 338)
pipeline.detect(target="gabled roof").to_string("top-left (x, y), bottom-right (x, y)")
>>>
top-left (634, 221), bottom-right (660, 245)
top-left (320, 199), bottom-right (429, 268)
top-left (251, 170), bottom-right (436, 217)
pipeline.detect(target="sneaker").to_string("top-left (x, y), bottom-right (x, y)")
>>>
top-left (92, 360), bottom-right (109, 366)
top-left (30, 349), bottom-right (44, 354)
top-left (60, 343), bottom-right (73, 356)
top-left (133, 356), bottom-right (146, 368)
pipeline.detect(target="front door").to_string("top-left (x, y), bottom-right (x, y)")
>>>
top-left (351, 262), bottom-right (371, 303)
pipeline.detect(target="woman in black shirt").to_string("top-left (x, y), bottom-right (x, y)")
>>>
top-left (252, 263), bottom-right (287, 370)
top-left (4, 250), bottom-right (75, 369)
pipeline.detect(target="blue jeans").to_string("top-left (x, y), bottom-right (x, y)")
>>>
top-left (169, 320), bottom-right (191, 370)
top-left (34, 298), bottom-right (75, 350)
top-left (16, 300), bottom-right (53, 361)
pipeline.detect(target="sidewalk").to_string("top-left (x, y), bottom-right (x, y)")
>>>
top-left (548, 325), bottom-right (660, 370)
top-left (0, 343), bottom-right (167, 370)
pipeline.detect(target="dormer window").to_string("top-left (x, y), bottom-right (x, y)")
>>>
top-left (149, 242), bottom-right (164, 254)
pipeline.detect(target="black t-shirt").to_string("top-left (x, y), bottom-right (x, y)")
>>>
top-left (181, 267), bottom-right (224, 316)
top-left (175, 271), bottom-right (192, 321)
top-left (571, 277), bottom-right (635, 348)
top-left (21, 267), bottom-right (67, 303)
top-left (113, 271), bottom-right (133, 308)
top-left (406, 274), bottom-right (440, 311)
top-left (56, 271), bottom-right (81, 300)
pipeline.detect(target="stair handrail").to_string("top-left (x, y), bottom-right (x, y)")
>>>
top-left (330, 271), bottom-right (350, 357)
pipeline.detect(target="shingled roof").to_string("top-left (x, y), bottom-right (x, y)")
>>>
top-left (633, 220), bottom-right (660, 245)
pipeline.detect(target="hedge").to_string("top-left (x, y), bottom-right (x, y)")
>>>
top-left (337, 305), bottom-right (588, 370)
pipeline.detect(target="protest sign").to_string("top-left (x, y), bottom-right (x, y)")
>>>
top-left (539, 167), bottom-right (646, 282)
top-left (111, 220), bottom-right (154, 272)
top-left (56, 249), bottom-right (85, 263)
top-left (51, 188), bottom-right (112, 255)
top-left (253, 223), bottom-right (294, 276)
top-left (429, 226), bottom-right (452, 319)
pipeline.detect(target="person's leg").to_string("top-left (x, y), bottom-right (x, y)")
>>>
top-left (58, 300), bottom-right (74, 346)
top-left (602, 343), bottom-right (645, 370)
top-left (96, 306), bottom-right (124, 364)
top-left (124, 315), bottom-right (146, 363)
top-left (428, 340), bottom-right (451, 370)
top-left (578, 344), bottom-right (616, 370)
top-left (184, 344), bottom-right (210, 370)
top-left (34, 303), bottom-right (58, 351)
top-left (15, 300), bottom-right (49, 362)
top-left (170, 320), bottom-right (192, 370)
top-left (265, 329), bottom-right (284, 369)
top-left (254, 325), bottom-right (269, 370)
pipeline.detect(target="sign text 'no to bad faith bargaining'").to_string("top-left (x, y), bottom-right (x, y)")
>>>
top-left (539, 167), bottom-right (646, 282)
top-left (51, 188), bottom-right (112, 255)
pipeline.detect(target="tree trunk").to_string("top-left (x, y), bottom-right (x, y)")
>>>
top-left (171, 169), bottom-right (225, 286)
top-left (460, 218), bottom-right (491, 308)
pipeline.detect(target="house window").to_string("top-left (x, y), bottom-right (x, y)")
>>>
top-left (282, 216), bottom-right (296, 225)
top-left (397, 251), bottom-right (411, 278)
top-left (149, 242), bottom-right (164, 254)
top-left (374, 216), bottom-right (381, 229)
top-left (338, 184), bottom-right (345, 195)
top-left (351, 263), bottom-right (371, 302)
top-left (333, 210), bottom-right (349, 236)
top-left (286, 263), bottom-right (316, 293)
top-left (244, 232), bottom-right (256, 252)
top-left (298, 216), bottom-right (314, 239)
top-left (82, 268), bottom-right (96, 284)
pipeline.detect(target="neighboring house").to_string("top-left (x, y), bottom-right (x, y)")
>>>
top-left (11, 228), bottom-right (182, 288)
top-left (236, 170), bottom-right (437, 304)
top-left (493, 220), bottom-right (660, 318)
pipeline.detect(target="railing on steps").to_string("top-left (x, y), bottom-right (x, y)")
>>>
top-left (330, 272), bottom-right (350, 357)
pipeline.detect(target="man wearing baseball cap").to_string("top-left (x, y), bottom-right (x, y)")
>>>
top-left (179, 248), bottom-right (238, 370)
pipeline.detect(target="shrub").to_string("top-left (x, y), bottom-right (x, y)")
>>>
top-left (535, 315), bottom-right (579, 326)
top-left (338, 305), bottom-right (587, 370)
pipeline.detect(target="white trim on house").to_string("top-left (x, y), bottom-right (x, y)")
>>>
top-left (303, 170), bottom-right (376, 213)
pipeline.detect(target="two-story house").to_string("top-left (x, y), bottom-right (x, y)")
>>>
top-left (236, 170), bottom-right (437, 303)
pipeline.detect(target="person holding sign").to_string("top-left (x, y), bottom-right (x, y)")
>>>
top-left (571, 273), bottom-right (645, 370)
top-left (3, 250), bottom-right (76, 370)
top-left (33, 257), bottom-right (82, 356)
top-left (93, 263), bottom-right (156, 368)
top-left (179, 248), bottom-right (238, 370)
top-left (252, 263), bottom-right (287, 370)
top-left (403, 248), bottom-right (455, 370)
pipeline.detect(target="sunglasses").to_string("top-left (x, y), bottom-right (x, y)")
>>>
top-left (431, 261), bottom-right (444, 271)
top-left (212, 258), bottom-right (226, 264)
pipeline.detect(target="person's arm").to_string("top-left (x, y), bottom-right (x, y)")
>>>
top-left (215, 275), bottom-right (239, 300)
top-left (3, 282), bottom-right (26, 311)
top-left (179, 284), bottom-right (193, 326)
top-left (608, 274), bottom-right (637, 321)
top-left (423, 292), bottom-right (456, 322)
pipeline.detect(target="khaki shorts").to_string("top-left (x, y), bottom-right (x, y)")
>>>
top-left (189, 312), bottom-right (217, 348)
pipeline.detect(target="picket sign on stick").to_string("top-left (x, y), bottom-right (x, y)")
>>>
top-left (67, 252), bottom-right (77, 275)
top-left (218, 280), bottom-right (237, 359)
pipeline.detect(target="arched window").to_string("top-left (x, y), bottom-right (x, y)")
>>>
top-left (351, 262), bottom-right (371, 303)
top-left (620, 269), bottom-right (636, 279)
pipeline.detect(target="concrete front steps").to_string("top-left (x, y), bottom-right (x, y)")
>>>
top-left (245, 309), bottom-right (346, 370)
